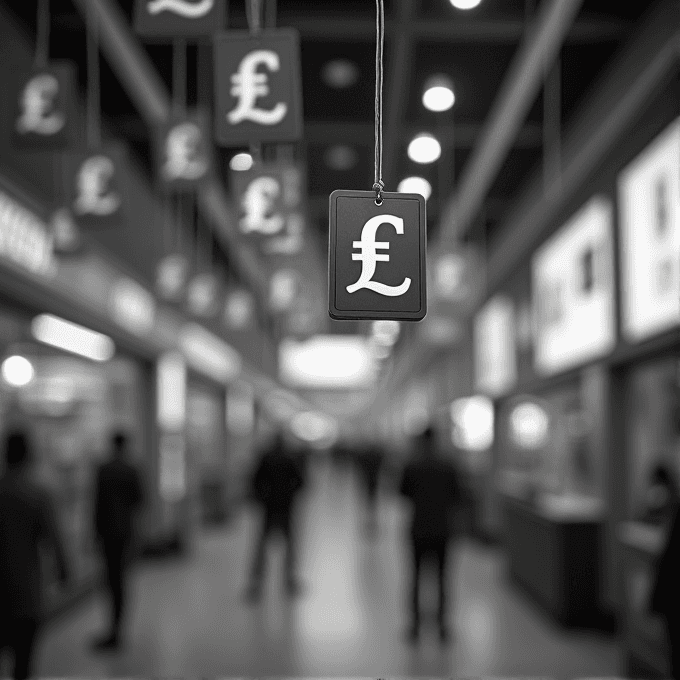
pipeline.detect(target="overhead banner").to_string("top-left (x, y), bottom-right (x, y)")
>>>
top-left (532, 196), bottom-right (616, 376)
top-left (232, 162), bottom-right (305, 255)
top-left (134, 0), bottom-right (227, 38)
top-left (153, 111), bottom-right (213, 191)
top-left (618, 118), bottom-right (680, 343)
top-left (214, 29), bottom-right (303, 145)
top-left (328, 190), bottom-right (427, 322)
top-left (62, 146), bottom-right (127, 229)
top-left (12, 62), bottom-right (78, 149)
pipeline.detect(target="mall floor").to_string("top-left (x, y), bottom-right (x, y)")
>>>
top-left (36, 457), bottom-right (622, 678)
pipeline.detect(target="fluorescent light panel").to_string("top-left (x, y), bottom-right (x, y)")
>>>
top-left (31, 314), bottom-right (115, 362)
top-left (179, 323), bottom-right (242, 383)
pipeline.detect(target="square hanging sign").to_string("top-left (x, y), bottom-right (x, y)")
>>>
top-left (62, 145), bottom-right (128, 229)
top-left (153, 110), bottom-right (213, 192)
top-left (214, 29), bottom-right (303, 146)
top-left (12, 62), bottom-right (79, 149)
top-left (328, 190), bottom-right (427, 321)
top-left (134, 0), bottom-right (227, 39)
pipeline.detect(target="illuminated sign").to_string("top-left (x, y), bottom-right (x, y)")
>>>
top-left (0, 189), bottom-right (55, 276)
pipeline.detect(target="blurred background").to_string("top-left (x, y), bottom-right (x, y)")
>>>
top-left (0, 0), bottom-right (678, 677)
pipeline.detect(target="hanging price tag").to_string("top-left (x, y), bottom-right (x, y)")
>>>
top-left (329, 190), bottom-right (426, 321)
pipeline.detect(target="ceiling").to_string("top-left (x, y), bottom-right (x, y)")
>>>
top-left (3, 0), bottom-right (659, 351)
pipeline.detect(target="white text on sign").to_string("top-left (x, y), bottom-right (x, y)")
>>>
top-left (73, 157), bottom-right (120, 217)
top-left (16, 74), bottom-right (64, 136)
top-left (347, 214), bottom-right (412, 297)
top-left (228, 51), bottom-right (288, 126)
top-left (147, 0), bottom-right (214, 17)
top-left (162, 122), bottom-right (208, 182)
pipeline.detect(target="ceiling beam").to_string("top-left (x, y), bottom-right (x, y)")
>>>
top-left (303, 120), bottom-right (542, 148)
top-left (435, 0), bottom-right (586, 248)
top-left (255, 14), bottom-right (630, 43)
top-left (69, 0), bottom-right (270, 303)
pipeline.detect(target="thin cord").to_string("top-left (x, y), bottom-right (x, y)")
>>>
top-left (86, 0), bottom-right (101, 148)
top-left (172, 39), bottom-right (187, 115)
top-left (246, 0), bottom-right (262, 34)
top-left (373, 0), bottom-right (385, 204)
top-left (35, 0), bottom-right (50, 67)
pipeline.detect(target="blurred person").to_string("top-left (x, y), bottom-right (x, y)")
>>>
top-left (0, 430), bottom-right (70, 680)
top-left (91, 432), bottom-right (144, 651)
top-left (651, 499), bottom-right (680, 678)
top-left (245, 430), bottom-right (305, 602)
top-left (399, 426), bottom-right (463, 644)
top-left (642, 462), bottom-right (678, 526)
top-left (356, 439), bottom-right (384, 536)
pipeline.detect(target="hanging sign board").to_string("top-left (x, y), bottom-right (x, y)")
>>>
top-left (154, 111), bottom-right (213, 191)
top-left (232, 162), bottom-right (305, 255)
top-left (12, 62), bottom-right (78, 149)
top-left (328, 190), bottom-right (427, 321)
top-left (213, 29), bottom-right (303, 145)
top-left (134, 0), bottom-right (226, 39)
top-left (49, 207), bottom-right (82, 255)
top-left (63, 146), bottom-right (127, 229)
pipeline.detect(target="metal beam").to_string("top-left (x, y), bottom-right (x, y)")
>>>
top-left (436, 0), bottom-right (585, 247)
top-left (303, 121), bottom-right (542, 148)
top-left (69, 0), bottom-right (270, 301)
top-left (486, 4), bottom-right (680, 292)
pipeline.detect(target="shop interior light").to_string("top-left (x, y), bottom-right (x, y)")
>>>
top-left (110, 277), bottom-right (156, 336)
top-left (398, 176), bottom-right (432, 200)
top-left (422, 75), bottom-right (455, 112)
top-left (291, 411), bottom-right (339, 447)
top-left (450, 396), bottom-right (494, 451)
top-left (156, 352), bottom-right (186, 431)
top-left (322, 59), bottom-right (359, 89)
top-left (31, 314), bottom-right (115, 363)
top-left (179, 323), bottom-right (242, 383)
top-left (2, 355), bottom-right (35, 387)
top-left (450, 0), bottom-right (482, 9)
top-left (408, 133), bottom-right (441, 164)
top-left (229, 152), bottom-right (254, 172)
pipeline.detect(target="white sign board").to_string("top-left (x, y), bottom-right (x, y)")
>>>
top-left (532, 196), bottom-right (616, 376)
top-left (473, 294), bottom-right (517, 397)
top-left (618, 118), bottom-right (680, 342)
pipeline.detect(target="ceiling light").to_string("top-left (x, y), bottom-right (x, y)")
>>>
top-left (2, 355), bottom-right (35, 387)
top-left (178, 323), bottom-right (241, 383)
top-left (229, 153), bottom-right (253, 172)
top-left (408, 133), bottom-right (441, 164)
top-left (398, 176), bottom-right (432, 200)
top-left (322, 59), bottom-right (359, 89)
top-left (31, 314), bottom-right (115, 362)
top-left (450, 0), bottom-right (482, 9)
top-left (422, 75), bottom-right (455, 112)
top-left (324, 145), bottom-right (359, 171)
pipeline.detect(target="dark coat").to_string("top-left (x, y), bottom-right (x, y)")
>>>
top-left (250, 445), bottom-right (304, 516)
top-left (0, 470), bottom-right (69, 619)
top-left (399, 454), bottom-right (462, 541)
top-left (651, 503), bottom-right (680, 621)
top-left (94, 457), bottom-right (144, 543)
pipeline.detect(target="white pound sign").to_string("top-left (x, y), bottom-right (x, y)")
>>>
top-left (146, 0), bottom-right (214, 17)
top-left (227, 50), bottom-right (288, 126)
top-left (162, 122), bottom-right (208, 182)
top-left (16, 73), bottom-right (65, 136)
top-left (240, 176), bottom-right (285, 235)
top-left (347, 214), bottom-right (411, 297)
top-left (73, 156), bottom-right (121, 217)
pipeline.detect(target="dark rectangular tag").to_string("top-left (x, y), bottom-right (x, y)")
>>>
top-left (214, 29), bottom-right (303, 145)
top-left (134, 0), bottom-right (227, 39)
top-left (328, 190), bottom-right (427, 321)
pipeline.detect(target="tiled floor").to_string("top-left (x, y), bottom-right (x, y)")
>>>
top-left (36, 457), bottom-right (623, 678)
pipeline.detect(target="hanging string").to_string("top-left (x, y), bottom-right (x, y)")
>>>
top-left (172, 38), bottom-right (187, 115)
top-left (373, 0), bottom-right (385, 204)
top-left (35, 0), bottom-right (50, 68)
top-left (86, 0), bottom-right (101, 148)
top-left (246, 0), bottom-right (263, 34)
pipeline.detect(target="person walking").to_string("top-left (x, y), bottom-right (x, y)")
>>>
top-left (399, 426), bottom-right (462, 643)
top-left (245, 431), bottom-right (305, 602)
top-left (0, 430), bottom-right (70, 680)
top-left (91, 432), bottom-right (144, 651)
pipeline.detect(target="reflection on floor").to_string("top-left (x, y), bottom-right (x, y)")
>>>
top-left (37, 457), bottom-right (622, 678)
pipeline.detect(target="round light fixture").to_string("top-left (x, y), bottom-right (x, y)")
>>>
top-left (422, 75), bottom-right (455, 112)
top-left (408, 133), bottom-right (441, 164)
top-left (398, 176), bottom-right (432, 200)
top-left (324, 145), bottom-right (359, 171)
top-left (322, 59), bottom-right (359, 89)
top-left (229, 152), bottom-right (253, 172)
top-left (450, 0), bottom-right (482, 9)
top-left (2, 355), bottom-right (35, 387)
